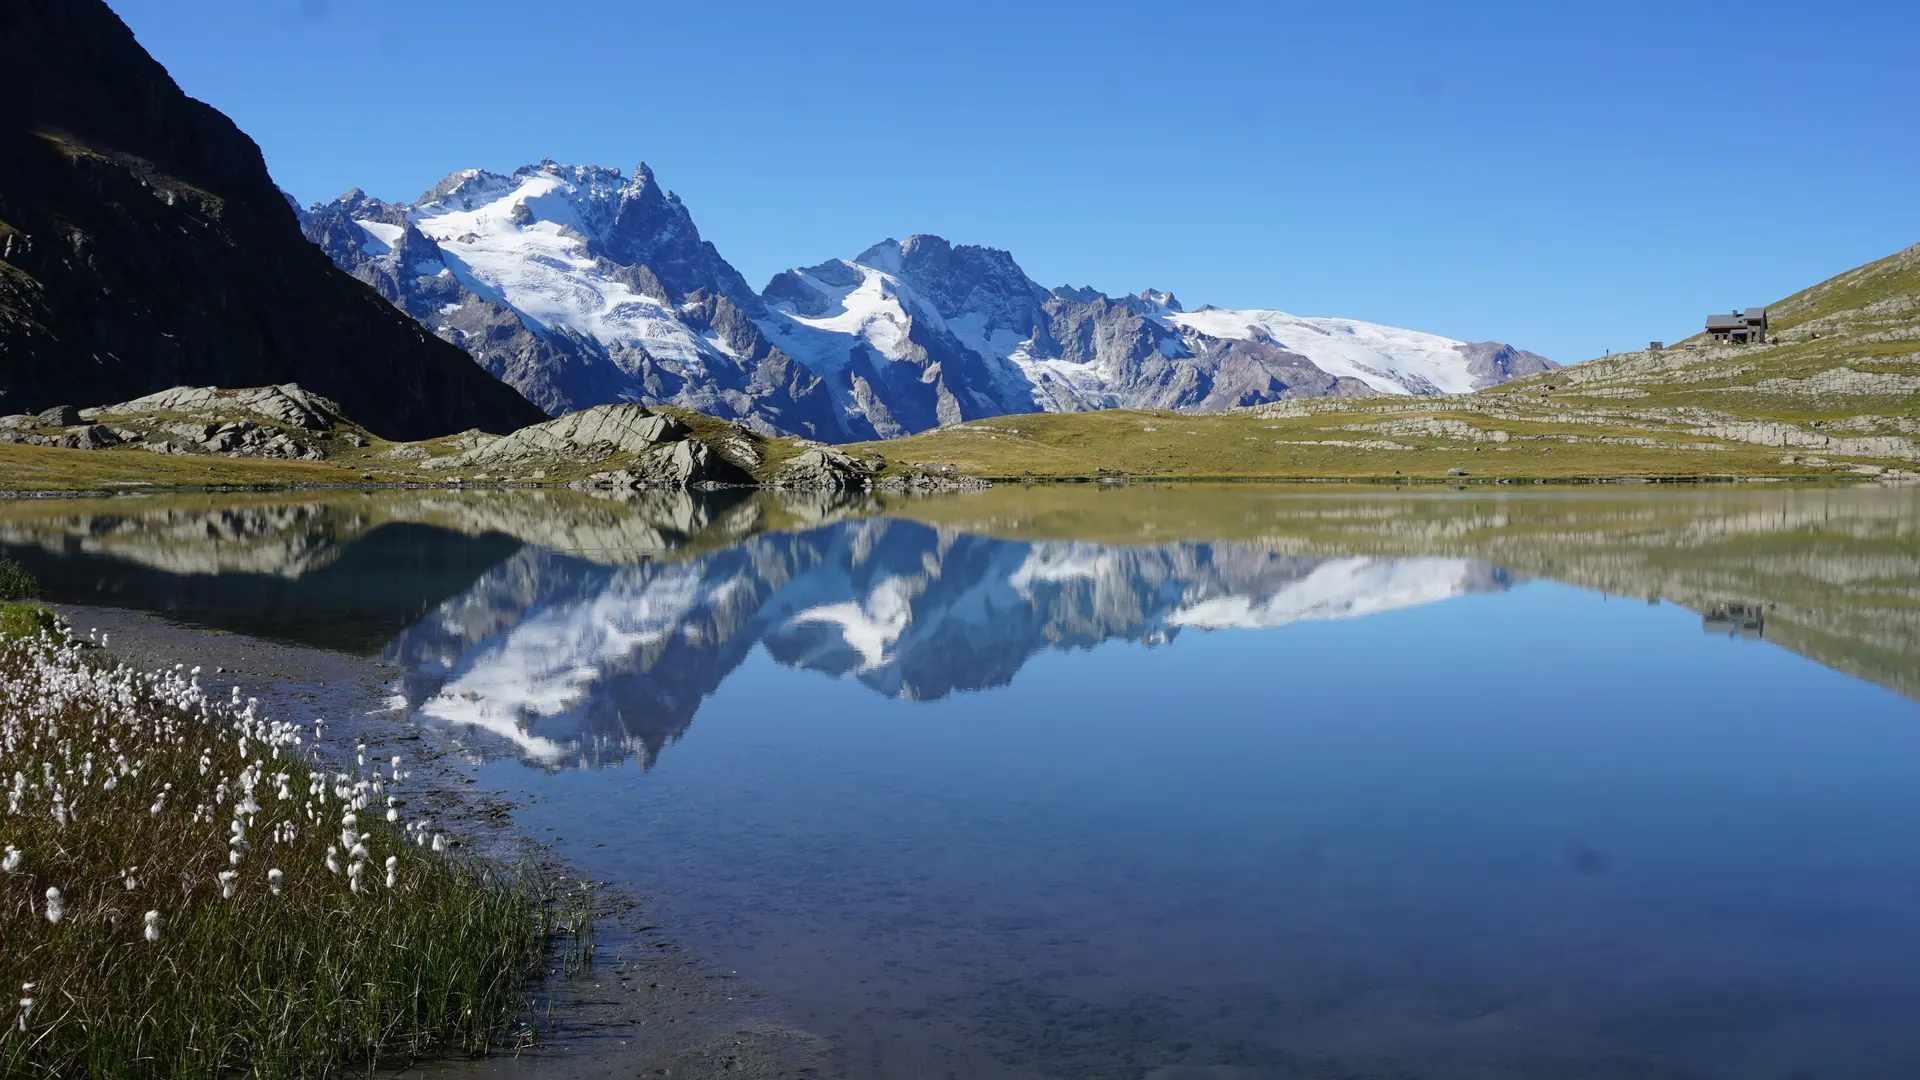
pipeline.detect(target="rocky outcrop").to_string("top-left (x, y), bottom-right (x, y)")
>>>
top-left (0, 421), bottom-right (127, 451)
top-left (1693, 420), bottom-right (1918, 460)
top-left (0, 377), bottom-right (998, 492)
top-left (0, 382), bottom-right (357, 459)
top-left (1454, 341), bottom-right (1559, 386)
top-left (578, 439), bottom-right (754, 491)
top-left (771, 446), bottom-right (874, 490)
top-left (1342, 418), bottom-right (1511, 443)
top-left (876, 468), bottom-right (993, 492)
top-left (1748, 367), bottom-right (1920, 397)
top-left (441, 404), bottom-right (688, 470)
top-left (94, 384), bottom-right (350, 432)
top-left (0, 0), bottom-right (546, 440)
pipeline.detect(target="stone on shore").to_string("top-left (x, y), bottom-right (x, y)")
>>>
top-left (772, 446), bottom-right (874, 490)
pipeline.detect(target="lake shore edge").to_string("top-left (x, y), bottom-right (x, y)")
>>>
top-left (35, 602), bottom-right (824, 1080)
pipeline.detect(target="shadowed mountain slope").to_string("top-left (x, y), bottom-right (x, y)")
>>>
top-left (0, 0), bottom-right (546, 440)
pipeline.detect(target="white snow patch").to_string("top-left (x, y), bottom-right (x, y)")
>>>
top-left (1168, 309), bottom-right (1480, 395)
top-left (353, 219), bottom-right (403, 256)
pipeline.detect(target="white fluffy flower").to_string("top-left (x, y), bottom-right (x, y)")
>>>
top-left (43, 886), bottom-right (64, 925)
top-left (143, 909), bottom-right (162, 942)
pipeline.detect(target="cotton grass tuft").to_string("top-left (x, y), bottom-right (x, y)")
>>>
top-left (0, 623), bottom-right (584, 1078)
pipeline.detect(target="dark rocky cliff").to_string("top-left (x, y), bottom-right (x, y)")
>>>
top-left (0, 0), bottom-right (547, 440)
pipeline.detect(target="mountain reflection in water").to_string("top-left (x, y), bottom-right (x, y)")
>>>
top-left (381, 525), bottom-right (1509, 767)
top-left (2, 484), bottom-right (1916, 772)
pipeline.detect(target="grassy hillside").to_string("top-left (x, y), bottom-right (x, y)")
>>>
top-left (855, 242), bottom-right (1920, 483)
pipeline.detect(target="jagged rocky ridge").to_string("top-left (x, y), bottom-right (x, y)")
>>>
top-left (303, 163), bottom-right (1555, 441)
top-left (0, 0), bottom-right (546, 440)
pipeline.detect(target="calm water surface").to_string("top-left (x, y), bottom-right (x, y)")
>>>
top-left (5, 485), bottom-right (1919, 1079)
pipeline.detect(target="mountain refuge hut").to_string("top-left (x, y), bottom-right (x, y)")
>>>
top-left (1705, 307), bottom-right (1768, 344)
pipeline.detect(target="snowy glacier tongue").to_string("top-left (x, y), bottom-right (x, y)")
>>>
top-left (1165, 309), bottom-right (1481, 396)
top-left (406, 166), bottom-right (711, 365)
top-left (762, 260), bottom-right (924, 373)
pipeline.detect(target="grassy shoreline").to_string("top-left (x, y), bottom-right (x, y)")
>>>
top-left (0, 582), bottom-right (592, 1078)
top-left (0, 439), bottom-right (1881, 497)
top-left (6, 396), bottom-right (1908, 493)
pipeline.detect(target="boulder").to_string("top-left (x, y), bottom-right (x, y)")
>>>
top-left (446, 403), bottom-right (688, 468)
top-left (773, 446), bottom-right (875, 490)
top-left (37, 405), bottom-right (81, 426)
top-left (630, 439), bottom-right (754, 489)
top-left (574, 439), bottom-right (753, 490)
top-left (715, 422), bottom-right (767, 469)
top-left (62, 424), bottom-right (123, 450)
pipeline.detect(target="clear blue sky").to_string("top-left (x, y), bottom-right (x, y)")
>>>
top-left (110, 0), bottom-right (1918, 364)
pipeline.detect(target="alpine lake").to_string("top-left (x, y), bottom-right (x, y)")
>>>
top-left (5, 482), bottom-right (1918, 1080)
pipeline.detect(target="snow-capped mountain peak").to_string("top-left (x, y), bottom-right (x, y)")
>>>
top-left (303, 161), bottom-right (845, 437)
top-left (404, 163), bottom-right (713, 362)
top-left (303, 160), bottom-right (1554, 441)
top-left (853, 237), bottom-right (906, 273)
